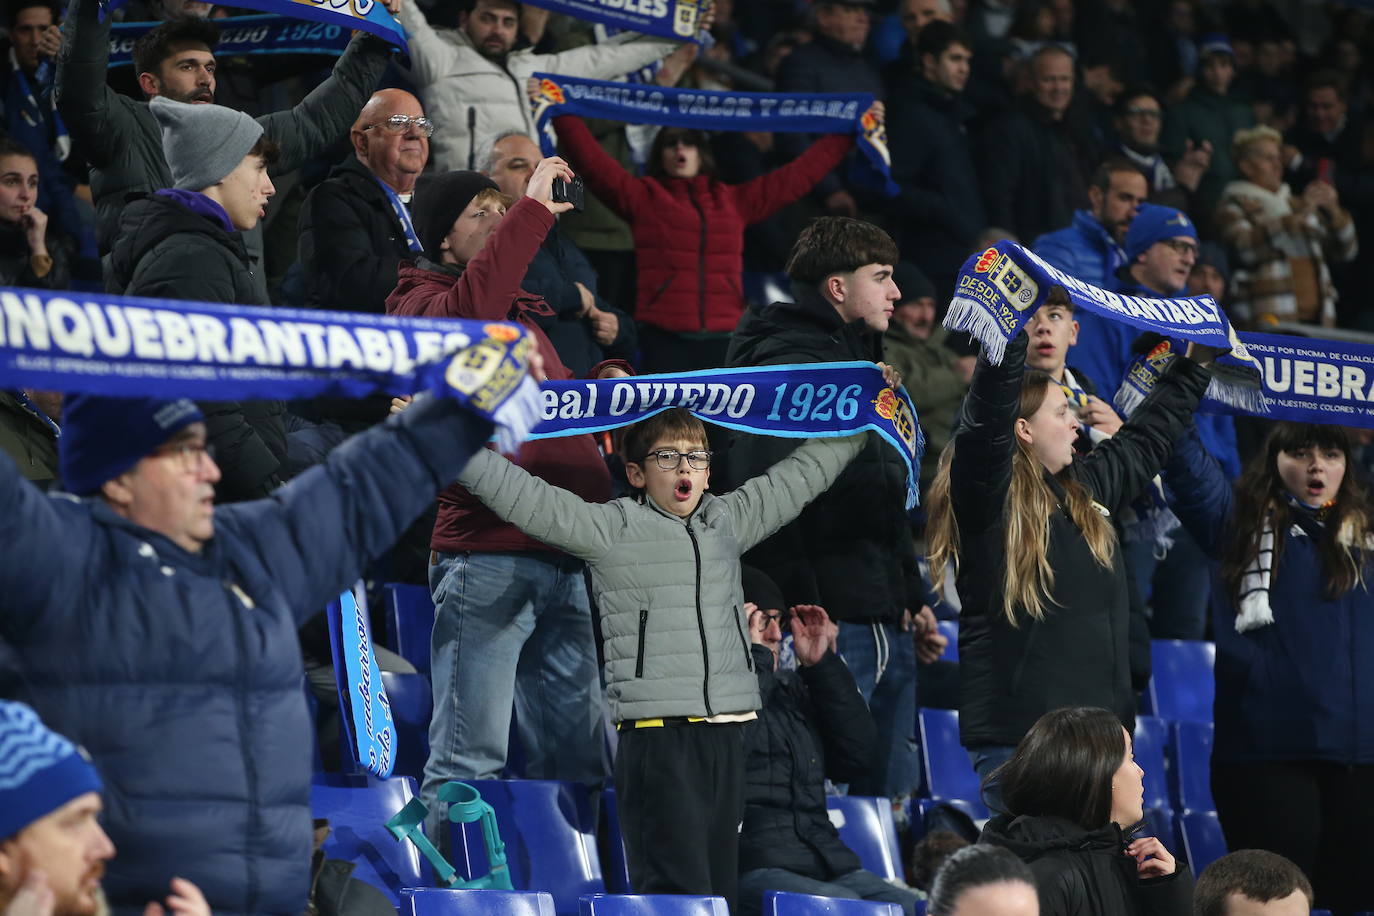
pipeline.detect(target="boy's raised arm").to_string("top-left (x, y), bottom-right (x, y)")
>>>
top-left (457, 446), bottom-right (620, 562)
top-left (725, 434), bottom-right (865, 552)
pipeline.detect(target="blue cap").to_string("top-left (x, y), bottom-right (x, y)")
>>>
top-left (59, 395), bottom-right (205, 495)
top-left (1199, 33), bottom-right (1234, 58)
top-left (0, 702), bottom-right (103, 839)
top-left (1125, 203), bottom-right (1198, 263)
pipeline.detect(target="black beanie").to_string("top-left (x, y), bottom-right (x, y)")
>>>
top-left (892, 261), bottom-right (936, 305)
top-left (411, 170), bottom-right (501, 261)
top-left (741, 565), bottom-right (787, 615)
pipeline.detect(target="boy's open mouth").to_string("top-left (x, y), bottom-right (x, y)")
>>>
top-left (675, 479), bottom-right (693, 500)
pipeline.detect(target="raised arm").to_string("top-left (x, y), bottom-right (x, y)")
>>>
top-left (257, 32), bottom-right (391, 173)
top-left (724, 434), bottom-right (865, 551)
top-left (455, 445), bottom-right (619, 562)
top-left (1160, 422), bottom-right (1235, 558)
top-left (1073, 353), bottom-right (1211, 512)
top-left (215, 393), bottom-right (494, 621)
top-left (393, 0), bottom-right (459, 89)
top-left (949, 332), bottom-right (1027, 536)
top-left (526, 33), bottom-right (679, 84)
top-left (552, 115), bottom-right (647, 220)
top-left (54, 0), bottom-right (130, 168)
top-left (730, 133), bottom-right (853, 225)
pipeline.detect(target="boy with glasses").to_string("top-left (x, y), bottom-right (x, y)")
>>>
top-left (452, 407), bottom-right (865, 912)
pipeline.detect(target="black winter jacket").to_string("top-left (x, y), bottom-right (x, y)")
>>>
top-left (980, 815), bottom-right (1193, 916)
top-left (109, 194), bottom-right (287, 501)
top-left (740, 644), bottom-right (875, 879)
top-left (724, 286), bottom-right (914, 625)
top-left (978, 100), bottom-right (1097, 244)
top-left (952, 334), bottom-right (1209, 748)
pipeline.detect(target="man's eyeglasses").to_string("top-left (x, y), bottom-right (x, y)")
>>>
top-left (1160, 238), bottom-right (1198, 257)
top-left (1125, 106), bottom-right (1163, 120)
top-left (642, 448), bottom-right (712, 470)
top-left (151, 441), bottom-right (216, 473)
top-left (365, 114), bottom-right (437, 138)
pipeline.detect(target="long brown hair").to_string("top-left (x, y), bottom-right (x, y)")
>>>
top-left (1222, 422), bottom-right (1372, 604)
top-left (995, 706), bottom-right (1128, 830)
top-left (927, 371), bottom-right (1116, 626)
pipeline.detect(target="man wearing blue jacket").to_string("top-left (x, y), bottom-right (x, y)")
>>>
top-left (0, 388), bottom-right (496, 915)
top-left (1032, 157), bottom-right (1148, 293)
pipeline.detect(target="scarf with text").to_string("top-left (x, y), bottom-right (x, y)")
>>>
top-left (106, 14), bottom-right (352, 67)
top-left (522, 0), bottom-right (707, 42)
top-left (100, 0), bottom-right (406, 52)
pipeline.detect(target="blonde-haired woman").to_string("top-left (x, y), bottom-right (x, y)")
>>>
top-left (926, 310), bottom-right (1217, 804)
top-left (1216, 124), bottom-right (1357, 327)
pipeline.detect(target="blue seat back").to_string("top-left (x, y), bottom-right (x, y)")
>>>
top-left (918, 708), bottom-right (981, 802)
top-left (913, 797), bottom-right (988, 840)
top-left (401, 888), bottom-right (557, 915)
top-left (1178, 810), bottom-right (1227, 875)
top-left (579, 894), bottom-right (729, 915)
top-left (1171, 720), bottom-right (1215, 813)
top-left (1137, 807), bottom-right (1181, 854)
top-left (825, 796), bottom-right (902, 881)
top-left (385, 583), bottom-right (435, 674)
top-left (1148, 640), bottom-right (1215, 724)
top-left (311, 775), bottom-right (426, 906)
top-left (602, 787), bottom-right (631, 894)
top-left (448, 779), bottom-right (604, 916)
top-left (764, 891), bottom-right (902, 915)
top-left (936, 620), bottom-right (958, 662)
top-left (1132, 716), bottom-right (1171, 812)
top-left (379, 671), bottom-right (433, 782)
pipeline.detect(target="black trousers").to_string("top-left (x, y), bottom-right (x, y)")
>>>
top-left (615, 721), bottom-right (745, 912)
top-left (1213, 759), bottom-right (1374, 915)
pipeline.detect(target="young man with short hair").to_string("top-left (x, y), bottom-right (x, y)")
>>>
top-left (1193, 850), bottom-right (1312, 916)
top-left (726, 218), bottom-right (921, 801)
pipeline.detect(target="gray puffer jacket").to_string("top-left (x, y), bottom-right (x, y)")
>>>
top-left (458, 434), bottom-right (864, 721)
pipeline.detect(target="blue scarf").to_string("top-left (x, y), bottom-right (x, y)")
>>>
top-left (0, 287), bottom-right (540, 452)
top-left (372, 177), bottom-right (422, 253)
top-left (532, 72), bottom-right (898, 197)
top-left (528, 362), bottom-right (924, 507)
top-left (5, 52), bottom-right (69, 165)
top-left (1117, 330), bottom-right (1374, 432)
top-left (946, 240), bottom-right (1264, 410)
top-left (523, 0), bottom-right (708, 43)
top-left (107, 14), bottom-right (353, 68)
top-left (327, 582), bottom-right (396, 778)
top-left (99, 0), bottom-right (407, 53)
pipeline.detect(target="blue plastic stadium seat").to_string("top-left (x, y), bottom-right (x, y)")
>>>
top-left (764, 890), bottom-right (903, 915)
top-left (1138, 807), bottom-right (1181, 855)
top-left (1170, 720), bottom-right (1215, 813)
top-left (936, 620), bottom-right (958, 662)
top-left (1148, 640), bottom-right (1215, 724)
top-left (918, 708), bottom-right (981, 803)
top-left (378, 671), bottom-right (433, 782)
top-left (1178, 810), bottom-right (1227, 876)
top-left (602, 787), bottom-right (631, 894)
top-left (311, 775), bottom-right (427, 906)
top-left (448, 779), bottom-right (604, 916)
top-left (913, 797), bottom-right (989, 838)
top-left (825, 796), bottom-right (902, 881)
top-left (1132, 716), bottom-right (1171, 813)
top-left (385, 583), bottom-right (436, 674)
top-left (580, 895), bottom-right (729, 915)
top-left (401, 888), bottom-right (557, 916)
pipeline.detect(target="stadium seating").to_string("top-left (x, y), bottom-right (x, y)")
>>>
top-left (1132, 715), bottom-right (1171, 813)
top-left (764, 891), bottom-right (903, 915)
top-left (579, 894), bottom-right (730, 915)
top-left (379, 671), bottom-right (433, 781)
top-left (1170, 720), bottom-right (1215, 813)
top-left (917, 708), bottom-right (982, 804)
top-left (401, 888), bottom-right (557, 916)
top-left (1178, 810), bottom-right (1227, 876)
top-left (1148, 640), bottom-right (1215, 724)
top-left (385, 583), bottom-right (436, 674)
top-left (311, 775), bottom-right (427, 906)
top-left (825, 796), bottom-right (903, 881)
top-left (602, 787), bottom-right (632, 894)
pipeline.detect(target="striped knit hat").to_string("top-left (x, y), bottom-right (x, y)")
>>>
top-left (0, 701), bottom-right (102, 839)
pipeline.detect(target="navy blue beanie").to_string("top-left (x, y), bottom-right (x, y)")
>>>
top-left (59, 395), bottom-right (204, 495)
top-left (0, 701), bottom-right (103, 839)
top-left (1125, 203), bottom-right (1198, 263)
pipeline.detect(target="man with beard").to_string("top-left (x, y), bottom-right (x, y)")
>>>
top-left (394, 0), bottom-right (693, 174)
top-left (1032, 157), bottom-right (1147, 292)
top-left (56, 0), bottom-right (400, 301)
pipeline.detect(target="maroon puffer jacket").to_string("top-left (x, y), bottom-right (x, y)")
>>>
top-left (555, 115), bottom-right (852, 334)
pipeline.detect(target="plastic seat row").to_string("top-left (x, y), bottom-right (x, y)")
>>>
top-left (399, 889), bottom-right (907, 915)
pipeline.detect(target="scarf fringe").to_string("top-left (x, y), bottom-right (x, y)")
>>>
top-left (1206, 375), bottom-right (1269, 414)
top-left (491, 374), bottom-right (544, 455)
top-left (944, 296), bottom-right (1009, 364)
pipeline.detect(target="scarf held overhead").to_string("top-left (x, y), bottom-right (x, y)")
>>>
top-left (521, 0), bottom-right (706, 42)
top-left (0, 286), bottom-right (539, 452)
top-left (531, 72), bottom-right (898, 196)
top-left (529, 362), bottom-right (924, 508)
top-left (106, 14), bottom-right (353, 67)
top-left (99, 0), bottom-right (407, 53)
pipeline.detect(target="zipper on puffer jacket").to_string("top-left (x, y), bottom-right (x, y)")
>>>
top-left (635, 609), bottom-right (649, 678)
top-left (733, 605), bottom-right (755, 672)
top-left (224, 579), bottom-right (262, 912)
top-left (687, 183), bottom-right (708, 332)
top-left (685, 520), bottom-right (714, 715)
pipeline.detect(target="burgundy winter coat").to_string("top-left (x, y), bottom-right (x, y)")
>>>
top-left (554, 114), bottom-right (852, 334)
top-left (385, 196), bottom-right (626, 555)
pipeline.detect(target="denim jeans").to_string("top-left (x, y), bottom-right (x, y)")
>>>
top-left (967, 744), bottom-right (1017, 814)
top-left (421, 550), bottom-right (604, 814)
top-left (835, 621), bottom-right (921, 798)
top-left (737, 867), bottom-right (923, 916)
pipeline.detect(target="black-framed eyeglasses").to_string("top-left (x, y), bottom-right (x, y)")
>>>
top-left (365, 114), bottom-right (437, 138)
top-left (150, 440), bottom-right (216, 474)
top-left (642, 448), bottom-right (712, 470)
top-left (1160, 238), bottom-right (1198, 257)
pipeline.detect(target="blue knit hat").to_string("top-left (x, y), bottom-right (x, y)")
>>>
top-left (59, 395), bottom-right (205, 495)
top-left (1124, 203), bottom-right (1198, 263)
top-left (0, 702), bottom-right (103, 839)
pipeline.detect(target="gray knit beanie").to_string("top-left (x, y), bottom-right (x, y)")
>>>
top-left (150, 96), bottom-right (264, 191)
